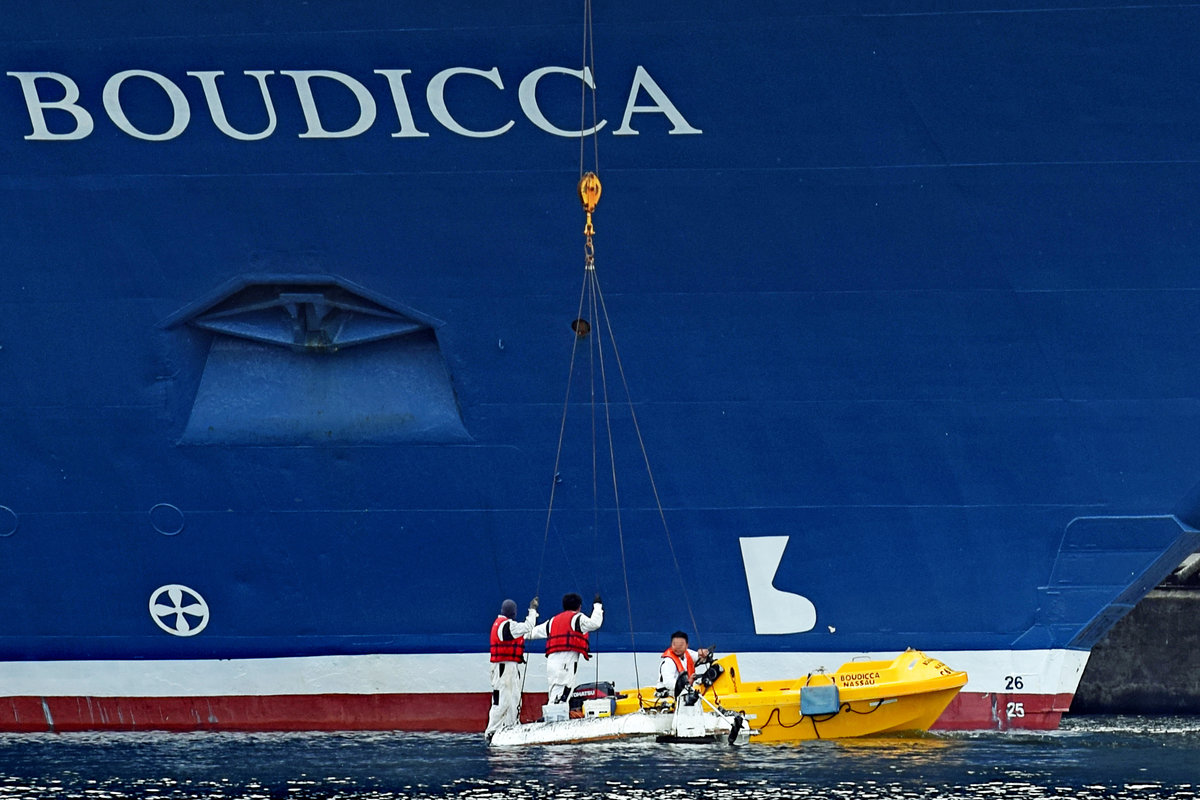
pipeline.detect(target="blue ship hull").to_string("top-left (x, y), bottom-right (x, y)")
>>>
top-left (1, 1), bottom-right (1198, 730)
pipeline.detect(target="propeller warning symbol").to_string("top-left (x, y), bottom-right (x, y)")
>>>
top-left (149, 584), bottom-right (210, 637)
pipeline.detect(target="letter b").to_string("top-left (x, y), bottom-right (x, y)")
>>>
top-left (7, 72), bottom-right (95, 140)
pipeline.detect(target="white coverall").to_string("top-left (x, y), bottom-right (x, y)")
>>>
top-left (526, 602), bottom-right (604, 706)
top-left (486, 607), bottom-right (539, 735)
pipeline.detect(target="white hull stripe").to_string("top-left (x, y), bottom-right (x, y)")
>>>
top-left (0, 649), bottom-right (1089, 698)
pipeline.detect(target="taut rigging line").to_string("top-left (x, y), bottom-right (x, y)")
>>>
top-left (535, 0), bottom-right (702, 705)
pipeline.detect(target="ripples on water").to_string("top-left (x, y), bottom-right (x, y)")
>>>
top-left (0, 717), bottom-right (1197, 800)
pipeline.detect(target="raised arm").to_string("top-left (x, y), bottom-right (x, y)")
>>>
top-left (577, 596), bottom-right (604, 633)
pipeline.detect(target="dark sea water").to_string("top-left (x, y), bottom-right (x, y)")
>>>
top-left (0, 716), bottom-right (1197, 800)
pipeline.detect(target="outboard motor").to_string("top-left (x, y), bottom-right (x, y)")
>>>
top-left (569, 681), bottom-right (617, 718)
top-left (728, 714), bottom-right (744, 745)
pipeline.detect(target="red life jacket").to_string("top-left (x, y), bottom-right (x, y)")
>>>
top-left (545, 610), bottom-right (590, 656)
top-left (490, 615), bottom-right (525, 663)
top-left (662, 647), bottom-right (695, 679)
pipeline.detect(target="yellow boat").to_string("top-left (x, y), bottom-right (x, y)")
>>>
top-left (614, 649), bottom-right (968, 743)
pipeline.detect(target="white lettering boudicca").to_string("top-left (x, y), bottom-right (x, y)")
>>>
top-left (5, 65), bottom-right (702, 142)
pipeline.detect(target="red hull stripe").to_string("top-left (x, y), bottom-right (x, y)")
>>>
top-left (934, 691), bottom-right (1074, 731)
top-left (0, 691), bottom-right (1067, 733)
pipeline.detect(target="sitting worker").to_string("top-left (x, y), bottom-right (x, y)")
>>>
top-left (485, 596), bottom-right (539, 737)
top-left (525, 592), bottom-right (603, 706)
top-left (658, 630), bottom-right (711, 696)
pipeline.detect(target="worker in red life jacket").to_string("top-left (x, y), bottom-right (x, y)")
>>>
top-left (485, 596), bottom-right (539, 738)
top-left (658, 630), bottom-right (711, 696)
top-left (524, 592), bottom-right (603, 707)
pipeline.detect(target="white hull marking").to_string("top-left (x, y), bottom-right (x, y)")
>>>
top-left (0, 649), bottom-right (1088, 698)
top-left (739, 536), bottom-right (817, 634)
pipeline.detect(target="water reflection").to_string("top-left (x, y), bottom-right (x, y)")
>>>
top-left (0, 718), bottom-right (1197, 798)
